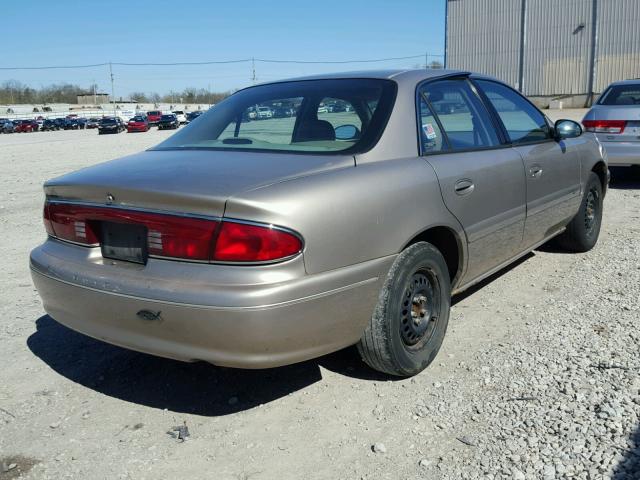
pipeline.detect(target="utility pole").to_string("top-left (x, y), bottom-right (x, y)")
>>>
top-left (208, 83), bottom-right (212, 107)
top-left (109, 62), bottom-right (116, 116)
top-left (425, 52), bottom-right (429, 69)
top-left (251, 57), bottom-right (257, 84)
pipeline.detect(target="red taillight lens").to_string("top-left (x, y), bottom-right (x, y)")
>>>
top-left (43, 201), bottom-right (303, 263)
top-left (582, 120), bottom-right (626, 134)
top-left (144, 215), bottom-right (217, 261)
top-left (43, 203), bottom-right (55, 236)
top-left (47, 202), bottom-right (100, 244)
top-left (213, 221), bottom-right (303, 262)
top-left (45, 202), bottom-right (218, 261)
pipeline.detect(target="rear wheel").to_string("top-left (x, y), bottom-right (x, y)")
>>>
top-left (555, 172), bottom-right (603, 252)
top-left (357, 242), bottom-right (451, 377)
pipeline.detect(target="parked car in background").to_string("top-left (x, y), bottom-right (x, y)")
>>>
top-left (172, 111), bottom-right (187, 124)
top-left (15, 119), bottom-right (38, 132)
top-left (272, 106), bottom-right (295, 118)
top-left (53, 118), bottom-right (67, 130)
top-left (185, 111), bottom-right (204, 123)
top-left (583, 79), bottom-right (640, 169)
top-left (127, 115), bottom-right (150, 133)
top-left (0, 118), bottom-right (15, 133)
top-left (86, 118), bottom-right (101, 129)
top-left (98, 117), bottom-right (125, 134)
top-left (256, 106), bottom-right (273, 119)
top-left (77, 118), bottom-right (88, 129)
top-left (63, 117), bottom-right (84, 130)
top-left (157, 114), bottom-right (179, 130)
top-left (146, 111), bottom-right (162, 126)
top-left (29, 70), bottom-right (608, 377)
top-left (41, 119), bottom-right (59, 131)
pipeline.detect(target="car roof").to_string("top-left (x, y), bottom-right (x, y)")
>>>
top-left (276, 69), bottom-right (467, 81)
top-left (237, 68), bottom-right (502, 93)
top-left (607, 79), bottom-right (640, 86)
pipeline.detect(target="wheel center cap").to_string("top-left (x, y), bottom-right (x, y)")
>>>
top-left (411, 294), bottom-right (429, 325)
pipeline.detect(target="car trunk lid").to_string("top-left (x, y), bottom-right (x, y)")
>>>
top-left (585, 105), bottom-right (640, 143)
top-left (44, 149), bottom-right (354, 217)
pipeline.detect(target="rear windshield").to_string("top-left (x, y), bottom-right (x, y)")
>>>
top-left (153, 78), bottom-right (397, 154)
top-left (131, 116), bottom-right (145, 122)
top-left (598, 84), bottom-right (640, 105)
top-left (147, 111), bottom-right (161, 115)
top-left (101, 118), bottom-right (116, 124)
top-left (161, 115), bottom-right (175, 120)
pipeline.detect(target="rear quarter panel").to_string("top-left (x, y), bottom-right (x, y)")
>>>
top-left (224, 157), bottom-right (467, 276)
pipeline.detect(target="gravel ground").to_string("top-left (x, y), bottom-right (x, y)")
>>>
top-left (0, 119), bottom-right (639, 480)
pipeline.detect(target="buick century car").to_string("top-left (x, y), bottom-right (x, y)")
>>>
top-left (30, 70), bottom-right (607, 376)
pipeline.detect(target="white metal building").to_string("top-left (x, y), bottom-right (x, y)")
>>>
top-left (445, 0), bottom-right (640, 106)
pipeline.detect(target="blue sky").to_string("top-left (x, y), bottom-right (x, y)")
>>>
top-left (2, 0), bottom-right (445, 96)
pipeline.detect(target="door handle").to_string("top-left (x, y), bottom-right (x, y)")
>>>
top-left (529, 165), bottom-right (543, 178)
top-left (454, 179), bottom-right (475, 196)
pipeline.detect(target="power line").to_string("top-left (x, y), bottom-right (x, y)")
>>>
top-left (0, 62), bottom-right (108, 71)
top-left (0, 54), bottom-right (438, 71)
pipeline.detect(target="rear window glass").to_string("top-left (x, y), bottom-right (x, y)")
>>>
top-left (147, 111), bottom-right (161, 115)
top-left (598, 85), bottom-right (640, 105)
top-left (161, 115), bottom-right (175, 120)
top-left (153, 79), bottom-right (397, 155)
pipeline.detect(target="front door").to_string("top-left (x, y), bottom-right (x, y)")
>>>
top-left (474, 80), bottom-right (582, 247)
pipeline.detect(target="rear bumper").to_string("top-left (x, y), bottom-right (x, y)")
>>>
top-left (600, 141), bottom-right (640, 166)
top-left (30, 239), bottom-right (392, 368)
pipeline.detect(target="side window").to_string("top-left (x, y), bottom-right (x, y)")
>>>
top-left (419, 79), bottom-right (500, 152)
top-left (475, 80), bottom-right (551, 144)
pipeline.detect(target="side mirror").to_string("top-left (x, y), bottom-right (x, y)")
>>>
top-left (555, 119), bottom-right (582, 140)
top-left (335, 124), bottom-right (359, 140)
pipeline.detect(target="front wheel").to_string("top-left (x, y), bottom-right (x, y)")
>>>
top-left (357, 242), bottom-right (451, 377)
top-left (555, 172), bottom-right (603, 252)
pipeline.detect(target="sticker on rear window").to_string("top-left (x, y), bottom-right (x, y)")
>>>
top-left (423, 123), bottom-right (437, 140)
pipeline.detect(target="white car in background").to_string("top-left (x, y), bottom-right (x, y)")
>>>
top-left (172, 111), bottom-right (187, 124)
top-left (256, 106), bottom-right (273, 119)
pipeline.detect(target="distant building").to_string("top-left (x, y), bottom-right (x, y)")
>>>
top-left (77, 93), bottom-right (110, 105)
top-left (445, 0), bottom-right (640, 107)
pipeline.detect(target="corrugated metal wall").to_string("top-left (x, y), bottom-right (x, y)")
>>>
top-left (522, 0), bottom-right (592, 96)
top-left (446, 0), bottom-right (522, 87)
top-left (446, 0), bottom-right (640, 98)
top-left (595, 0), bottom-right (640, 92)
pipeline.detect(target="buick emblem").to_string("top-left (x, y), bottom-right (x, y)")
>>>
top-left (106, 193), bottom-right (115, 205)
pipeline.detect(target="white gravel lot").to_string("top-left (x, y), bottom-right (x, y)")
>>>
top-left (0, 119), bottom-right (639, 480)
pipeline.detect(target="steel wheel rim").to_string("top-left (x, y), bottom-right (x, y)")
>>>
top-left (399, 269), bottom-right (441, 349)
top-left (584, 187), bottom-right (599, 236)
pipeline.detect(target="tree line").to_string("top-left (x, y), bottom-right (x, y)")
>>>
top-left (0, 80), bottom-right (230, 105)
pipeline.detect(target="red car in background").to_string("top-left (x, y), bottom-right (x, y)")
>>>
top-left (14, 119), bottom-right (38, 132)
top-left (146, 110), bottom-right (162, 126)
top-left (127, 115), bottom-right (150, 133)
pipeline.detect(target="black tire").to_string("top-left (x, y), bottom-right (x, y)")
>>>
top-left (357, 242), bottom-right (451, 377)
top-left (555, 171), bottom-right (603, 252)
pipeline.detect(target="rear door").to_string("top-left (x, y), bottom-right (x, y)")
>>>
top-left (418, 78), bottom-right (526, 283)
top-left (474, 79), bottom-right (582, 248)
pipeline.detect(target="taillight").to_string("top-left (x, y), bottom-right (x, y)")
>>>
top-left (583, 120), bottom-right (626, 134)
top-left (43, 203), bottom-right (55, 236)
top-left (213, 221), bottom-right (303, 262)
top-left (43, 201), bottom-right (302, 263)
top-left (47, 202), bottom-right (100, 244)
